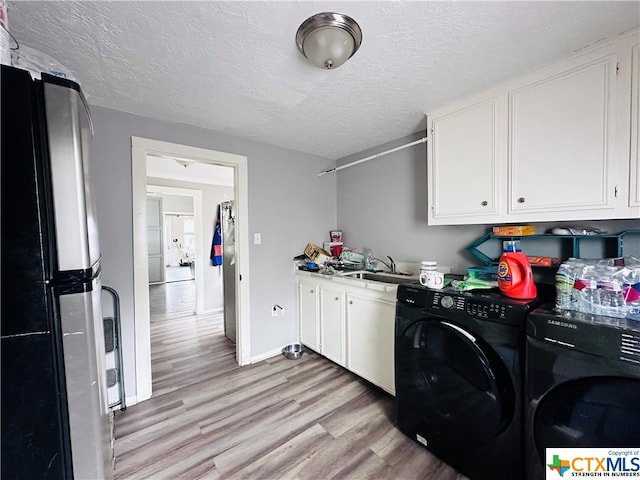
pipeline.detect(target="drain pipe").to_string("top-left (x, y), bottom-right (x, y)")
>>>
top-left (317, 136), bottom-right (428, 176)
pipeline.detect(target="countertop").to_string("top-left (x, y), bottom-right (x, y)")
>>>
top-left (295, 268), bottom-right (419, 294)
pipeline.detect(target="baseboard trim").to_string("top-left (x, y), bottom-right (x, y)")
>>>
top-left (250, 347), bottom-right (282, 364)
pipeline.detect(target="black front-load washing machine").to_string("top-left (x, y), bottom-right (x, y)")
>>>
top-left (525, 306), bottom-right (640, 480)
top-left (395, 283), bottom-right (544, 480)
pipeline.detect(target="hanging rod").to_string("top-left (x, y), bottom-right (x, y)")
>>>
top-left (317, 136), bottom-right (428, 176)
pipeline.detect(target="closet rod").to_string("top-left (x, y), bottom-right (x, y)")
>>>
top-left (317, 136), bottom-right (427, 176)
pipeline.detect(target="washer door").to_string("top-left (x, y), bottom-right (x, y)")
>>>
top-left (535, 377), bottom-right (640, 458)
top-left (396, 319), bottom-right (515, 445)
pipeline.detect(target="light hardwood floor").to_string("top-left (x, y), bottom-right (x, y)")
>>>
top-left (113, 280), bottom-right (467, 480)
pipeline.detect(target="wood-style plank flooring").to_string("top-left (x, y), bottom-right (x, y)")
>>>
top-left (113, 279), bottom-right (467, 479)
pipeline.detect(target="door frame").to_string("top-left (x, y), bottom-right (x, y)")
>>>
top-left (132, 137), bottom-right (251, 403)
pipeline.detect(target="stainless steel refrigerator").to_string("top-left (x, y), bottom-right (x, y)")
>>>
top-left (221, 200), bottom-right (236, 343)
top-left (1, 65), bottom-right (113, 479)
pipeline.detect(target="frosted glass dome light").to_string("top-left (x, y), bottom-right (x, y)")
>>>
top-left (296, 12), bottom-right (362, 70)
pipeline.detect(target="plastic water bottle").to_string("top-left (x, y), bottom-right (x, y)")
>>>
top-left (555, 262), bottom-right (577, 309)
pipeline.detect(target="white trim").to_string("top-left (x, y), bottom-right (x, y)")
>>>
top-left (250, 347), bottom-right (284, 364)
top-left (146, 185), bottom-right (204, 313)
top-left (131, 137), bottom-right (251, 404)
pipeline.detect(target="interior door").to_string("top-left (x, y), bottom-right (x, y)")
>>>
top-left (146, 196), bottom-right (164, 284)
top-left (396, 319), bottom-right (514, 445)
top-left (221, 201), bottom-right (236, 343)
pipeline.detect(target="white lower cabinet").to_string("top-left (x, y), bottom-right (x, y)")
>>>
top-left (297, 274), bottom-right (397, 395)
top-left (346, 292), bottom-right (396, 396)
top-left (298, 279), bottom-right (319, 351)
top-left (319, 286), bottom-right (346, 366)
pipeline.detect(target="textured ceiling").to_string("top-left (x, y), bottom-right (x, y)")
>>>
top-left (6, 1), bottom-right (640, 160)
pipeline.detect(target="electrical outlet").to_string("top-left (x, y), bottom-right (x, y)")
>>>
top-left (254, 233), bottom-right (262, 245)
top-left (271, 305), bottom-right (278, 317)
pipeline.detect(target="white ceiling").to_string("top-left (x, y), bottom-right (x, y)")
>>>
top-left (7, 1), bottom-right (640, 160)
top-left (146, 154), bottom-right (234, 186)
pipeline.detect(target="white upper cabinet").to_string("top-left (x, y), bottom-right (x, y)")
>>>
top-left (427, 28), bottom-right (640, 225)
top-left (428, 93), bottom-right (507, 224)
top-left (630, 41), bottom-right (640, 208)
top-left (508, 48), bottom-right (618, 215)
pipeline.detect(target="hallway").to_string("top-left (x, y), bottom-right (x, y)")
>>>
top-left (149, 275), bottom-right (198, 322)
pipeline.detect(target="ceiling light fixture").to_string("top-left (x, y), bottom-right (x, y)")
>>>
top-left (296, 12), bottom-right (362, 70)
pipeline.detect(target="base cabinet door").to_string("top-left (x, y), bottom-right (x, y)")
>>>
top-left (320, 286), bottom-right (345, 366)
top-left (298, 279), bottom-right (319, 351)
top-left (346, 293), bottom-right (396, 395)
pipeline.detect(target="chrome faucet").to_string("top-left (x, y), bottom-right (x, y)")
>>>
top-left (368, 255), bottom-right (396, 274)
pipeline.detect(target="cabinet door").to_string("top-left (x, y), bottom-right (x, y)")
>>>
top-left (346, 294), bottom-right (396, 395)
top-left (298, 279), bottom-right (319, 351)
top-left (428, 94), bottom-right (507, 225)
top-left (508, 47), bottom-right (618, 215)
top-left (630, 42), bottom-right (640, 207)
top-left (320, 286), bottom-right (345, 366)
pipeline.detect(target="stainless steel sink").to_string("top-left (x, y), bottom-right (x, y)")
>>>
top-left (348, 272), bottom-right (414, 284)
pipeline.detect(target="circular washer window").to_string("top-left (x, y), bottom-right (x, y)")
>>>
top-left (534, 377), bottom-right (640, 459)
top-left (396, 320), bottom-right (515, 445)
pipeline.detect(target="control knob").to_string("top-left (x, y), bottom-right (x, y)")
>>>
top-left (441, 296), bottom-right (454, 309)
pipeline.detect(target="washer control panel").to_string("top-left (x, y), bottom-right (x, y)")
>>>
top-left (396, 284), bottom-right (535, 325)
top-left (432, 292), bottom-right (511, 321)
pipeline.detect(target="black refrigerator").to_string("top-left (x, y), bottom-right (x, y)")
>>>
top-left (1, 64), bottom-right (113, 478)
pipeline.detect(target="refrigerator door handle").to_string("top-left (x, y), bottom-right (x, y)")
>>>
top-left (102, 286), bottom-right (126, 411)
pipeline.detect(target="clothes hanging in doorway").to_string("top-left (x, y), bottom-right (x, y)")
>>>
top-left (211, 205), bottom-right (223, 266)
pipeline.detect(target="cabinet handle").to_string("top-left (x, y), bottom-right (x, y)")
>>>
top-left (481, 200), bottom-right (488, 206)
top-left (335, 297), bottom-right (339, 301)
top-left (518, 197), bottom-right (526, 203)
top-left (310, 289), bottom-right (314, 293)
top-left (349, 300), bottom-right (353, 305)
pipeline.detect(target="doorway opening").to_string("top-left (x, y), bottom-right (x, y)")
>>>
top-left (166, 214), bottom-right (195, 279)
top-left (132, 137), bottom-right (251, 404)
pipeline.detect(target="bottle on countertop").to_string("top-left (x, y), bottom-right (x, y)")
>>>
top-left (497, 240), bottom-right (537, 300)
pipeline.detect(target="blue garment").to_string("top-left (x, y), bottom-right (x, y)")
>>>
top-left (211, 206), bottom-right (223, 266)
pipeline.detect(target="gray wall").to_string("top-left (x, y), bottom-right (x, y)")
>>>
top-left (90, 106), bottom-right (336, 400)
top-left (336, 132), bottom-right (640, 273)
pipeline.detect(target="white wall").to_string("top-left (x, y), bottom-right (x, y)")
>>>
top-left (161, 193), bottom-right (194, 214)
top-left (89, 106), bottom-right (336, 400)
